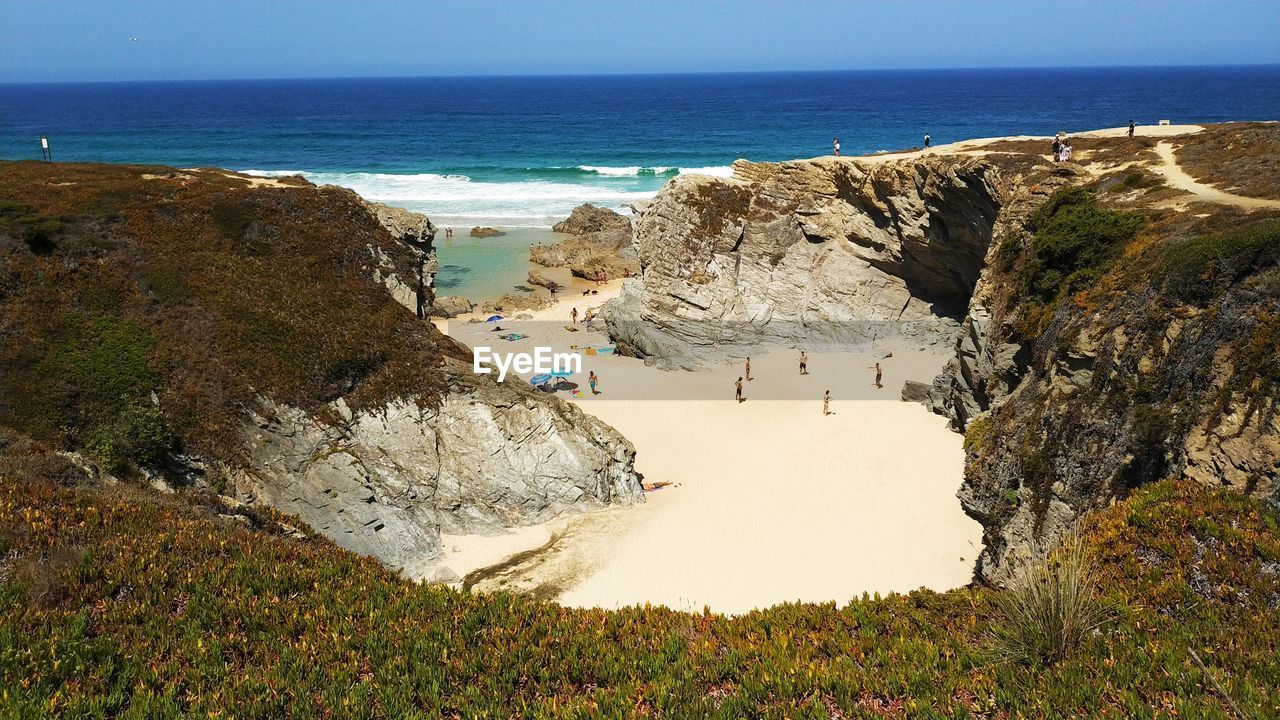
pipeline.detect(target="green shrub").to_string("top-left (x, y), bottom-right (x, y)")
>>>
top-left (992, 534), bottom-right (1103, 666)
top-left (85, 399), bottom-right (172, 472)
top-left (1150, 218), bottom-right (1280, 304)
top-left (1021, 188), bottom-right (1147, 303)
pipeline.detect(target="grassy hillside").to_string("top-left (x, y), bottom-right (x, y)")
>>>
top-left (0, 162), bottom-right (465, 473)
top-left (2, 436), bottom-right (1277, 718)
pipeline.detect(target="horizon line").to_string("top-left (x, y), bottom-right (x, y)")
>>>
top-left (3, 62), bottom-right (1278, 87)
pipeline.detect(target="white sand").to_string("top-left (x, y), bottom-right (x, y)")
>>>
top-left (439, 283), bottom-right (982, 614)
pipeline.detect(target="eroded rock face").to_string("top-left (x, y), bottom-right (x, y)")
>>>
top-left (233, 360), bottom-right (644, 578)
top-left (533, 204), bottom-right (639, 281)
top-left (925, 169), bottom-right (1280, 585)
top-left (601, 156), bottom-right (1003, 367)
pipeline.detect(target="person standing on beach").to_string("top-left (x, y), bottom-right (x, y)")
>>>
top-left (870, 362), bottom-right (883, 389)
top-left (1128, 119), bottom-right (1136, 137)
top-left (823, 390), bottom-right (831, 416)
top-left (588, 371), bottom-right (599, 395)
top-left (799, 351), bottom-right (808, 375)
top-left (924, 133), bottom-right (931, 150)
top-left (833, 138), bottom-right (841, 157)
top-left (1051, 137), bottom-right (1062, 162)
top-left (745, 357), bottom-right (752, 381)
top-left (735, 377), bottom-right (744, 403)
top-left (571, 307), bottom-right (578, 324)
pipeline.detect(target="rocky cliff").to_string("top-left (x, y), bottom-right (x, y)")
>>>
top-left (928, 168), bottom-right (1280, 583)
top-left (601, 157), bottom-right (1003, 367)
top-left (0, 162), bottom-right (643, 579)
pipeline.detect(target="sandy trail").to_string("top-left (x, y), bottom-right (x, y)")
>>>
top-left (842, 124), bottom-right (1204, 165)
top-left (437, 284), bottom-right (981, 614)
top-left (1150, 142), bottom-right (1280, 211)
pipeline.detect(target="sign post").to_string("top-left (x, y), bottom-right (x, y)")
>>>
top-left (40, 136), bottom-right (51, 162)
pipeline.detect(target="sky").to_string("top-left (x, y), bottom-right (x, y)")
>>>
top-left (1, 0), bottom-right (1278, 83)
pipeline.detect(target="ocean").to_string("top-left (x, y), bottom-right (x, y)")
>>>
top-left (3, 66), bottom-right (1277, 299)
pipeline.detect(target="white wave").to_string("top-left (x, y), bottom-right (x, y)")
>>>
top-left (576, 165), bottom-right (683, 177)
top-left (579, 165), bottom-right (643, 177)
top-left (677, 165), bottom-right (735, 178)
top-left (242, 169), bottom-right (658, 226)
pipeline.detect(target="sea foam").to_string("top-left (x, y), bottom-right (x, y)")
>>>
top-left (243, 169), bottom-right (660, 226)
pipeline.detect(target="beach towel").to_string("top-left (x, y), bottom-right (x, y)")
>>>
top-left (597, 346), bottom-right (615, 354)
top-left (584, 347), bottom-right (597, 355)
top-left (571, 389), bottom-right (584, 398)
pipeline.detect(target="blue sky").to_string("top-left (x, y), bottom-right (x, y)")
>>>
top-left (2, 0), bottom-right (1277, 82)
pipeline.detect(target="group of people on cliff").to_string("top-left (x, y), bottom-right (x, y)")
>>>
top-left (1051, 136), bottom-right (1074, 162)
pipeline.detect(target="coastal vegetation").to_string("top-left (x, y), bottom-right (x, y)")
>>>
top-left (0, 162), bottom-right (459, 471)
top-left (2, 443), bottom-right (1276, 717)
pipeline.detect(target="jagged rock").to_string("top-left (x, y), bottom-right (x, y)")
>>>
top-left (470, 226), bottom-right (505, 238)
top-left (429, 295), bottom-right (474, 318)
top-left (481, 292), bottom-right (555, 314)
top-left (900, 380), bottom-right (932, 404)
top-left (527, 269), bottom-right (561, 291)
top-left (926, 164), bottom-right (1280, 585)
top-left (533, 204), bottom-right (639, 281)
top-left (600, 155), bottom-right (1003, 368)
top-left (359, 199), bottom-right (437, 249)
top-left (553, 203), bottom-right (633, 235)
top-left (233, 360), bottom-right (644, 579)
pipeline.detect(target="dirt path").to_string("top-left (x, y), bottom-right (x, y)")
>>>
top-left (1151, 142), bottom-right (1280, 211)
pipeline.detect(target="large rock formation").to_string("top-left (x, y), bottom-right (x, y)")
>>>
top-left (532, 203), bottom-right (639, 281)
top-left (601, 157), bottom-right (1003, 367)
top-left (234, 360), bottom-right (643, 578)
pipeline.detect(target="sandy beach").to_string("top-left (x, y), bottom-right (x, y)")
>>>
top-left (437, 279), bottom-right (982, 614)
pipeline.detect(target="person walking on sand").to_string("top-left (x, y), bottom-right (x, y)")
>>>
top-left (833, 138), bottom-right (841, 157)
top-left (924, 133), bottom-right (931, 150)
top-left (823, 390), bottom-right (831, 416)
top-left (1128, 119), bottom-right (1136, 137)
top-left (799, 350), bottom-right (808, 375)
top-left (571, 307), bottom-right (578, 324)
top-left (745, 356), bottom-right (752, 381)
top-left (1051, 137), bottom-right (1062, 162)
top-left (735, 377), bottom-right (744, 403)
top-left (870, 362), bottom-right (883, 389)
top-left (588, 371), bottom-right (599, 395)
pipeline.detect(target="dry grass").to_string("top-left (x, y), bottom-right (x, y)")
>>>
top-left (992, 534), bottom-right (1104, 666)
top-left (1174, 122), bottom-right (1280, 200)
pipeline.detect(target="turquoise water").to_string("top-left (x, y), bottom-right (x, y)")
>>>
top-left (434, 228), bottom-right (582, 301)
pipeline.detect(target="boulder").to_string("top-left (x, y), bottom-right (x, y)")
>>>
top-left (552, 203), bottom-right (632, 235)
top-left (900, 380), bottom-right (932, 404)
top-left (470, 226), bottom-right (505, 238)
top-left (527, 269), bottom-right (561, 291)
top-left (429, 295), bottom-right (474, 318)
top-left (533, 204), bottom-right (638, 281)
